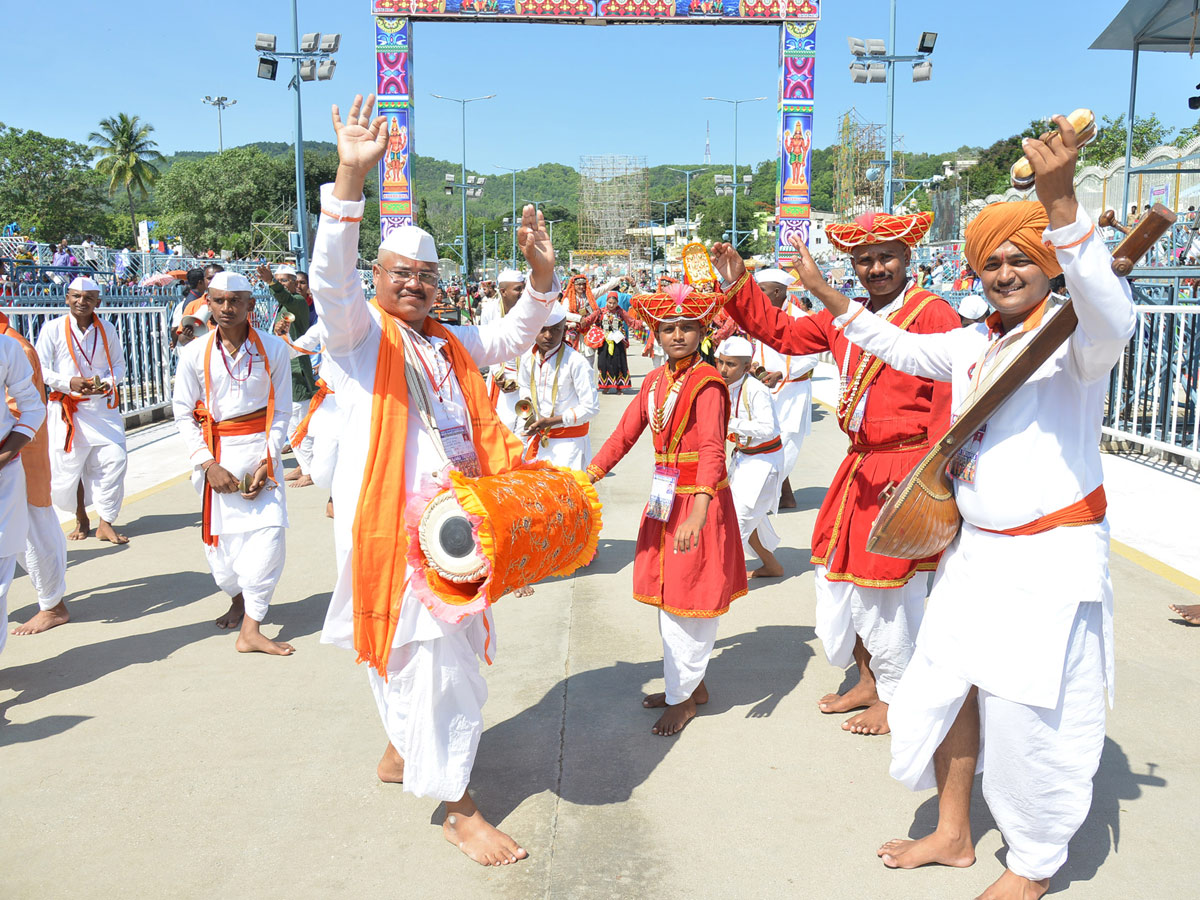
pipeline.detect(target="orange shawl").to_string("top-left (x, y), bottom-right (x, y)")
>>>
top-left (353, 307), bottom-right (526, 676)
top-left (0, 312), bottom-right (52, 506)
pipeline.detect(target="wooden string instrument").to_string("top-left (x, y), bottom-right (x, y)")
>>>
top-left (865, 204), bottom-right (1175, 560)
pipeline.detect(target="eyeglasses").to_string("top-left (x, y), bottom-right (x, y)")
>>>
top-left (380, 266), bottom-right (438, 287)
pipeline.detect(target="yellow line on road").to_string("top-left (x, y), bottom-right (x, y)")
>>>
top-left (1110, 539), bottom-right (1200, 596)
top-left (59, 471), bottom-right (192, 535)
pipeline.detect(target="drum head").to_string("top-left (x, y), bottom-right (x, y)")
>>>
top-left (418, 491), bottom-right (489, 583)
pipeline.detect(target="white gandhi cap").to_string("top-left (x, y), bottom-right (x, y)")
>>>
top-left (958, 295), bottom-right (990, 320)
top-left (497, 268), bottom-right (526, 284)
top-left (68, 276), bottom-right (101, 292)
top-left (274, 264), bottom-right (297, 276)
top-left (379, 225), bottom-right (439, 263)
top-left (717, 336), bottom-right (754, 358)
top-left (209, 271), bottom-right (253, 293)
top-left (754, 268), bottom-right (796, 287)
top-left (545, 303), bottom-right (567, 327)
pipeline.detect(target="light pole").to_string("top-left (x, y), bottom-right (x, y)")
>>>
top-left (667, 167), bottom-right (706, 240)
top-left (546, 218), bottom-right (562, 245)
top-left (253, 10), bottom-right (340, 272)
top-left (494, 165), bottom-right (519, 266)
top-left (848, 8), bottom-right (937, 212)
top-left (432, 92), bottom-right (496, 277)
top-left (202, 96), bottom-right (237, 152)
top-left (704, 97), bottom-right (765, 251)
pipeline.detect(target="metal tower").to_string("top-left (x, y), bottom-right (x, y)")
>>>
top-left (704, 121), bottom-right (712, 165)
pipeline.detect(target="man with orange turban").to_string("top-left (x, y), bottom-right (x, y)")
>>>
top-left (785, 115), bottom-right (1133, 900)
top-left (714, 210), bottom-right (959, 739)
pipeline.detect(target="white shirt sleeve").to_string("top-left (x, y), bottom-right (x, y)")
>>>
top-left (2, 336), bottom-right (45, 440)
top-left (310, 185), bottom-right (375, 357)
top-left (267, 337), bottom-right (294, 456)
top-left (562, 350), bottom-right (599, 427)
top-left (728, 379), bottom-right (779, 442)
top-left (171, 342), bottom-right (212, 465)
top-left (35, 321), bottom-right (72, 394)
top-left (838, 305), bottom-right (967, 383)
top-left (450, 277), bottom-right (560, 368)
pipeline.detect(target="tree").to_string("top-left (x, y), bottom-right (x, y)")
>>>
top-left (90, 113), bottom-right (166, 241)
top-left (0, 124), bottom-right (111, 242)
top-left (696, 194), bottom-right (761, 254)
top-left (1079, 113), bottom-right (1172, 168)
top-left (1174, 115), bottom-right (1200, 150)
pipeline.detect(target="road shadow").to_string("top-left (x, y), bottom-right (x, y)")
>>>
top-left (119, 510), bottom-right (202, 538)
top-left (778, 485), bottom-right (827, 513)
top-left (745, 545), bottom-right (814, 590)
top-left (272, 591), bottom-right (333, 644)
top-left (573, 538), bottom-right (636, 578)
top-left (10, 570), bottom-right (217, 625)
top-left (0, 714), bottom-right (92, 746)
top-left (468, 624), bottom-right (814, 824)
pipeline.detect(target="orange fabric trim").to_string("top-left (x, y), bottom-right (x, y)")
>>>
top-left (280, 335), bottom-right (317, 356)
top-left (290, 379), bottom-right (333, 446)
top-left (979, 485), bottom-right (1106, 537)
top-left (321, 208), bottom-right (363, 223)
top-left (352, 307), bottom-right (526, 677)
top-left (64, 316), bottom-right (118, 410)
top-left (1046, 223), bottom-right (1095, 251)
top-left (46, 391), bottom-right (81, 452)
top-left (521, 423), bottom-right (590, 462)
top-left (0, 315), bottom-right (52, 505)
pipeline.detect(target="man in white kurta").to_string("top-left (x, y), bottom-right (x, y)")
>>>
top-left (785, 120), bottom-right (1128, 898)
top-left (515, 304), bottom-right (599, 470)
top-left (312, 92), bottom-right (557, 869)
top-left (0, 334), bottom-right (45, 655)
top-left (750, 269), bottom-right (818, 508)
top-left (172, 271), bottom-right (295, 656)
top-left (485, 268), bottom-right (528, 433)
top-left (716, 337), bottom-right (785, 578)
top-left (35, 276), bottom-right (129, 543)
top-left (279, 320), bottom-right (345, 494)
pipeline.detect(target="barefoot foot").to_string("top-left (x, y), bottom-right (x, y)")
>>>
top-left (818, 678), bottom-right (878, 714)
top-left (325, 498), bottom-right (335, 519)
top-left (514, 585), bottom-right (534, 597)
top-left (215, 598), bottom-right (244, 630)
top-left (975, 868), bottom-right (1049, 900)
top-left (96, 520), bottom-right (129, 545)
top-left (1169, 603), bottom-right (1200, 625)
top-left (749, 561), bottom-right (784, 578)
top-left (652, 696), bottom-right (697, 736)
top-left (443, 803), bottom-right (527, 867)
top-left (68, 515), bottom-right (90, 541)
top-left (878, 830), bottom-right (976, 870)
top-left (12, 603), bottom-right (70, 635)
top-left (235, 629), bottom-right (296, 656)
top-left (289, 474), bottom-right (314, 488)
top-left (644, 680), bottom-right (708, 709)
top-left (843, 700), bottom-right (890, 735)
top-left (377, 742), bottom-right (405, 784)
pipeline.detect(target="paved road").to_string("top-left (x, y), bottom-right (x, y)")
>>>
top-left (1, 354), bottom-right (1195, 899)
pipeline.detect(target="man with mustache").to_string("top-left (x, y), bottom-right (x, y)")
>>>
top-left (713, 213), bottom-right (959, 737)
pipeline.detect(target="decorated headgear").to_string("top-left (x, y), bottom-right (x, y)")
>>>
top-left (380, 225), bottom-right (438, 263)
top-left (631, 282), bottom-right (725, 327)
top-left (209, 271), bottom-right (253, 293)
top-left (497, 268), bottom-right (525, 284)
top-left (964, 201), bottom-right (1062, 279)
top-left (958, 294), bottom-right (990, 320)
top-left (563, 274), bottom-right (596, 313)
top-left (67, 276), bottom-right (101, 293)
top-left (826, 211), bottom-right (933, 253)
top-left (716, 336), bottom-right (753, 358)
top-left (754, 268), bottom-right (796, 287)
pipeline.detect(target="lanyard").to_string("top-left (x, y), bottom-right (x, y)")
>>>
top-left (530, 345), bottom-right (565, 416)
top-left (218, 337), bottom-right (254, 383)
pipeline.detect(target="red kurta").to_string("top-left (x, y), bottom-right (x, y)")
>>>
top-left (726, 277), bottom-right (958, 587)
top-left (589, 356), bottom-right (747, 617)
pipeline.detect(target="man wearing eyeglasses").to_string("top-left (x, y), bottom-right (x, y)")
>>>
top-left (312, 94), bottom-right (559, 869)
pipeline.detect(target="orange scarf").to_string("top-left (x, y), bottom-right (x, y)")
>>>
top-left (353, 307), bottom-right (526, 676)
top-left (64, 316), bottom-right (119, 410)
top-left (0, 313), bottom-right (51, 506)
top-left (290, 378), bottom-right (333, 446)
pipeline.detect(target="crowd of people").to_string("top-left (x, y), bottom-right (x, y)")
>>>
top-left (0, 97), bottom-right (1156, 899)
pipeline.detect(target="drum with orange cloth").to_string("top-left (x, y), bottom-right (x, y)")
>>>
top-left (406, 462), bottom-right (602, 624)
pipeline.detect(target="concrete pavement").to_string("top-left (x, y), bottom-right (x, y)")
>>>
top-left (1, 353), bottom-right (1196, 899)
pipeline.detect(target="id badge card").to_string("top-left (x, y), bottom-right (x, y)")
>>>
top-left (948, 426), bottom-right (986, 485)
top-left (441, 425), bottom-right (481, 478)
top-left (645, 465), bottom-right (679, 522)
top-left (848, 387), bottom-right (870, 433)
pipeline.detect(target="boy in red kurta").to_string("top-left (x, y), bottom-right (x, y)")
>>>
top-left (713, 213), bottom-right (959, 737)
top-left (588, 284), bottom-right (746, 736)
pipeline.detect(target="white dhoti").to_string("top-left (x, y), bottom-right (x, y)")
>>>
top-left (203, 525), bottom-right (286, 623)
top-left (528, 434), bottom-right (590, 471)
top-left (774, 379), bottom-right (813, 479)
top-left (0, 555), bottom-right (17, 657)
top-left (288, 401), bottom-right (315, 474)
top-left (890, 602), bottom-right (1106, 881)
top-left (728, 450), bottom-right (782, 559)
top-left (0, 461), bottom-right (30, 656)
top-left (49, 435), bottom-right (127, 523)
top-left (23, 503), bottom-right (67, 610)
top-left (813, 566), bottom-right (926, 703)
top-left (659, 609), bottom-right (719, 705)
top-left (306, 400), bottom-right (343, 492)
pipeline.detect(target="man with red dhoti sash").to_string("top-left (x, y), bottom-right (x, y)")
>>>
top-left (172, 271), bottom-right (295, 656)
top-left (795, 118), bottom-right (1130, 900)
top-left (1, 313), bottom-right (69, 636)
top-left (713, 212), bottom-right (959, 736)
top-left (313, 94), bottom-right (559, 867)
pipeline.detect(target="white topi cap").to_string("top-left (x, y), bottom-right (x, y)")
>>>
top-left (958, 294), bottom-right (990, 320)
top-left (274, 264), bottom-right (297, 277)
top-left (497, 268), bottom-right (526, 284)
top-left (754, 268), bottom-right (796, 287)
top-left (379, 225), bottom-right (439, 263)
top-left (67, 276), bottom-right (101, 293)
top-left (717, 336), bottom-right (754, 358)
top-left (545, 303), bottom-right (567, 327)
top-left (209, 271), bottom-right (254, 293)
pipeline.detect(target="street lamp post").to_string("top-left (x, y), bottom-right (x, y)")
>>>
top-left (667, 167), bottom-right (706, 240)
top-left (432, 93), bottom-right (496, 277)
top-left (704, 96), bottom-right (765, 251)
top-left (494, 165), bottom-right (519, 266)
top-left (202, 96), bottom-right (237, 152)
top-left (545, 219), bottom-right (562, 245)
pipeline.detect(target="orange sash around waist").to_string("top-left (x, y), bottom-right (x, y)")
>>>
top-left (521, 422), bottom-right (589, 461)
top-left (979, 485), bottom-right (1107, 538)
top-left (192, 405), bottom-right (269, 548)
top-left (47, 391), bottom-right (82, 452)
top-left (289, 378), bottom-right (333, 446)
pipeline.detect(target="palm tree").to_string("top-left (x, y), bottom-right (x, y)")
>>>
top-left (89, 113), bottom-right (166, 243)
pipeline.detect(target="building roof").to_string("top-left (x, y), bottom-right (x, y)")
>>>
top-left (1091, 0), bottom-right (1200, 53)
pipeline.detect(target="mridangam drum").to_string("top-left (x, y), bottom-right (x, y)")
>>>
top-left (407, 462), bottom-right (602, 623)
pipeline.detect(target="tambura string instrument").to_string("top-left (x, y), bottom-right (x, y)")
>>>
top-left (866, 204), bottom-right (1176, 560)
top-left (407, 463), bottom-right (602, 623)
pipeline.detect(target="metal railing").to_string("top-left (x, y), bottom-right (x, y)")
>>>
top-left (1105, 304), bottom-right (1200, 462)
top-left (1, 305), bottom-right (174, 418)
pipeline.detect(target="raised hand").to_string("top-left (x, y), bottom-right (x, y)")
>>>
top-left (1023, 114), bottom-right (1080, 230)
top-left (788, 234), bottom-right (848, 315)
top-left (255, 264), bottom-right (274, 284)
top-left (332, 94), bottom-right (388, 175)
top-left (710, 242), bottom-right (745, 284)
top-left (518, 204), bottom-right (555, 293)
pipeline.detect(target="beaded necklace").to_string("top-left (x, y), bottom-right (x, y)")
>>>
top-left (650, 353), bottom-right (696, 435)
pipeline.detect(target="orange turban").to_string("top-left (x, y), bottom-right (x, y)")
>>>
top-left (964, 201), bottom-right (1062, 279)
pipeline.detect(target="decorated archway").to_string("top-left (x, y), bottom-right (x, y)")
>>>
top-left (370, 0), bottom-right (819, 266)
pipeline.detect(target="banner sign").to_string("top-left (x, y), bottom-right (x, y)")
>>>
top-left (371, 0), bottom-right (819, 23)
top-left (775, 20), bottom-right (815, 266)
top-left (376, 17), bottom-right (415, 235)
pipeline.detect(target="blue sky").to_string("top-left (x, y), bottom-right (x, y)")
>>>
top-left (3, 1), bottom-right (1198, 169)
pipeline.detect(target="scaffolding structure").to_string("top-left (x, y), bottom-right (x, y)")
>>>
top-left (578, 155), bottom-right (650, 256)
top-left (250, 203), bottom-right (296, 262)
top-left (833, 108), bottom-right (905, 220)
